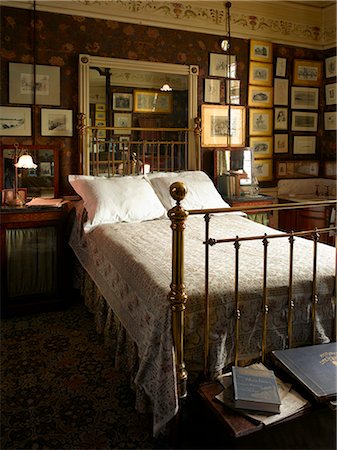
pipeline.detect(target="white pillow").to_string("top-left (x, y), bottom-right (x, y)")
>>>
top-left (146, 171), bottom-right (230, 211)
top-left (68, 174), bottom-right (166, 231)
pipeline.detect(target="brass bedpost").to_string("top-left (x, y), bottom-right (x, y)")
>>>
top-left (168, 182), bottom-right (189, 400)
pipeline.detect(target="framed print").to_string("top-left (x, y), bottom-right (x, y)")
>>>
top-left (325, 83), bottom-right (337, 105)
top-left (248, 85), bottom-right (273, 108)
top-left (226, 79), bottom-right (240, 105)
top-left (250, 40), bottom-right (272, 63)
top-left (204, 78), bottom-right (221, 103)
top-left (293, 135), bottom-right (316, 155)
top-left (119, 136), bottom-right (130, 151)
top-left (0, 106), bottom-right (31, 136)
top-left (9, 63), bottom-right (60, 105)
top-left (95, 111), bottom-right (106, 120)
top-left (274, 107), bottom-right (288, 130)
top-left (249, 136), bottom-right (273, 158)
top-left (209, 53), bottom-right (236, 78)
top-left (325, 56), bottom-right (337, 78)
top-left (274, 134), bottom-right (288, 154)
top-left (273, 78), bottom-right (289, 105)
top-left (201, 104), bottom-right (246, 147)
top-left (324, 161), bottom-right (336, 179)
top-left (249, 108), bottom-right (273, 136)
top-left (293, 59), bottom-right (323, 87)
top-left (291, 111), bottom-right (318, 132)
top-left (95, 103), bottom-right (106, 111)
top-left (41, 108), bottom-right (73, 136)
top-left (276, 57), bottom-right (287, 77)
top-left (114, 112), bottom-right (132, 134)
top-left (249, 62), bottom-right (273, 86)
top-left (291, 87), bottom-right (319, 110)
top-left (324, 111), bottom-right (337, 130)
top-left (276, 160), bottom-right (319, 178)
top-left (133, 90), bottom-right (172, 113)
top-left (253, 158), bottom-right (273, 181)
top-left (113, 93), bottom-right (133, 111)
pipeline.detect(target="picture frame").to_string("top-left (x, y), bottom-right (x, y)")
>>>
top-left (2, 188), bottom-right (27, 206)
top-left (226, 79), bottom-right (240, 105)
top-left (95, 111), bottom-right (106, 120)
top-left (133, 90), bottom-right (172, 113)
top-left (41, 108), bottom-right (73, 137)
top-left (119, 136), bottom-right (130, 151)
top-left (291, 87), bottom-right (319, 110)
top-left (293, 135), bottom-right (316, 155)
top-left (273, 78), bottom-right (289, 105)
top-left (250, 40), bottom-right (273, 63)
top-left (325, 56), bottom-right (337, 78)
top-left (209, 53), bottom-right (236, 78)
top-left (293, 59), bottom-right (323, 87)
top-left (114, 112), bottom-right (132, 134)
top-left (204, 78), bottom-right (221, 103)
top-left (0, 106), bottom-right (31, 136)
top-left (248, 85), bottom-right (273, 108)
top-left (324, 161), bottom-right (336, 179)
top-left (274, 107), bottom-right (288, 130)
top-left (9, 62), bottom-right (60, 105)
top-left (201, 104), bottom-right (246, 147)
top-left (113, 93), bottom-right (133, 111)
top-left (274, 134), bottom-right (288, 154)
top-left (249, 108), bottom-right (273, 136)
top-left (249, 62), bottom-right (273, 86)
top-left (253, 158), bottom-right (273, 181)
top-left (325, 83), bottom-right (337, 105)
top-left (275, 57), bottom-right (287, 77)
top-left (324, 111), bottom-right (337, 130)
top-left (249, 136), bottom-right (273, 158)
top-left (95, 103), bottom-right (106, 111)
top-left (291, 111), bottom-right (318, 132)
top-left (276, 160), bottom-right (319, 178)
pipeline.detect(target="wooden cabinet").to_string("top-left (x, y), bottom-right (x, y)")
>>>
top-left (226, 195), bottom-right (275, 226)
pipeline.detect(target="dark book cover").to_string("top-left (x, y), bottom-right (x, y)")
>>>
top-left (232, 366), bottom-right (281, 414)
top-left (272, 342), bottom-right (337, 402)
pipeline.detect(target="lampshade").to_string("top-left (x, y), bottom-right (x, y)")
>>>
top-left (15, 154), bottom-right (37, 169)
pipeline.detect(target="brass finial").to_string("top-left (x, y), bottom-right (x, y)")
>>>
top-left (170, 181), bottom-right (188, 204)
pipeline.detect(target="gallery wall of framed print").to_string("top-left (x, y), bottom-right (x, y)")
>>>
top-left (0, 106), bottom-right (31, 136)
top-left (325, 56), bottom-right (337, 78)
top-left (291, 111), bottom-right (318, 132)
top-left (324, 111), bottom-right (337, 130)
top-left (204, 78), bottom-right (221, 103)
top-left (273, 78), bottom-right (289, 105)
top-left (133, 90), bottom-right (172, 113)
top-left (201, 104), bottom-right (246, 147)
top-left (9, 63), bottom-right (60, 105)
top-left (114, 112), bottom-right (132, 134)
top-left (249, 108), bottom-right (273, 136)
top-left (248, 85), bottom-right (273, 108)
top-left (276, 160), bottom-right (319, 178)
top-left (274, 134), bottom-right (288, 154)
top-left (274, 107), bottom-right (288, 130)
top-left (325, 83), bottom-right (337, 106)
top-left (113, 93), bottom-right (133, 111)
top-left (226, 79), bottom-right (240, 104)
top-left (253, 158), bottom-right (273, 181)
top-left (293, 60), bottom-right (322, 87)
top-left (249, 136), bottom-right (273, 158)
top-left (250, 40), bottom-right (272, 63)
top-left (293, 135), bottom-right (316, 155)
top-left (291, 86), bottom-right (319, 110)
top-left (41, 108), bottom-right (73, 137)
top-left (275, 57), bottom-right (287, 77)
top-left (209, 53), bottom-right (236, 78)
top-left (249, 62), bottom-right (273, 86)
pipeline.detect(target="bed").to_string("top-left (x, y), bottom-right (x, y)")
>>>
top-left (67, 170), bottom-right (336, 436)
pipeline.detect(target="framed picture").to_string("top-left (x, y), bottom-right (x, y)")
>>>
top-left (40, 161), bottom-right (52, 176)
top-left (325, 83), bottom-right (337, 105)
top-left (0, 106), bottom-right (31, 136)
top-left (95, 111), bottom-right (106, 120)
top-left (274, 134), bottom-right (288, 154)
top-left (324, 161), bottom-right (336, 178)
top-left (248, 85), bottom-right (273, 108)
top-left (250, 40), bottom-right (272, 63)
top-left (276, 57), bottom-right (287, 77)
top-left (276, 160), bottom-right (319, 178)
top-left (2, 188), bottom-right (27, 206)
top-left (209, 53), bottom-right (236, 78)
top-left (226, 79), bottom-right (240, 104)
top-left (293, 60), bottom-right (323, 87)
top-left (204, 79), bottom-right (221, 103)
top-left (201, 104), bottom-right (246, 147)
top-left (41, 108), bottom-right (73, 136)
top-left (133, 90), bottom-right (172, 113)
top-left (293, 136), bottom-right (316, 155)
top-left (119, 136), bottom-right (130, 151)
top-left (325, 56), bottom-right (337, 78)
top-left (249, 62), bottom-right (273, 86)
top-left (291, 111), bottom-right (318, 132)
top-left (253, 159), bottom-right (273, 181)
top-left (324, 111), bottom-right (337, 130)
top-left (9, 63), bottom-right (60, 105)
top-left (291, 87), bottom-right (319, 110)
top-left (113, 93), bottom-right (133, 111)
top-left (249, 136), bottom-right (273, 158)
top-left (273, 78), bottom-right (289, 105)
top-left (95, 103), bottom-right (106, 111)
top-left (274, 107), bottom-right (288, 130)
top-left (114, 112), bottom-right (132, 134)
top-left (249, 108), bottom-right (273, 136)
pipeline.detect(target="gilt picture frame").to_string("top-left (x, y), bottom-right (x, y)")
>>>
top-left (133, 90), bottom-right (172, 114)
top-left (113, 93), bottom-right (133, 111)
top-left (250, 40), bottom-right (273, 63)
top-left (249, 108), bottom-right (273, 136)
top-left (249, 62), bottom-right (273, 86)
top-left (253, 158), bottom-right (273, 181)
top-left (293, 60), bottom-right (323, 87)
top-left (248, 85), bottom-right (273, 108)
top-left (249, 136), bottom-right (273, 158)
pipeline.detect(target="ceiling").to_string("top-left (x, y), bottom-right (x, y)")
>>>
top-left (290, 1), bottom-right (336, 7)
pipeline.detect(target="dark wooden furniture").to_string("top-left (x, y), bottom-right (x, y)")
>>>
top-left (226, 195), bottom-right (275, 227)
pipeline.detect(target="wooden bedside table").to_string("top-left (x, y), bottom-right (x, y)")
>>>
top-left (0, 205), bottom-right (68, 317)
top-left (225, 195), bottom-right (275, 226)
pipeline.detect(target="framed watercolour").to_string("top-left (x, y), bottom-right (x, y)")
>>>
top-left (291, 87), bottom-right (319, 110)
top-left (276, 57), bottom-right (287, 77)
top-left (274, 107), bottom-right (288, 130)
top-left (291, 111), bottom-right (318, 132)
top-left (273, 78), bottom-right (289, 105)
top-left (9, 63), bottom-right (60, 105)
top-left (325, 56), bottom-right (337, 78)
top-left (250, 40), bottom-right (272, 63)
top-left (293, 60), bottom-right (322, 87)
top-left (249, 62), bottom-right (273, 86)
top-left (204, 79), bottom-right (221, 103)
top-left (209, 53), bottom-right (236, 78)
top-left (276, 160), bottom-right (319, 178)
top-left (324, 161), bottom-right (336, 178)
top-left (293, 136), bottom-right (316, 155)
top-left (201, 104), bottom-right (246, 147)
top-left (249, 108), bottom-right (273, 136)
top-left (249, 136), bottom-right (273, 158)
top-left (133, 90), bottom-right (172, 113)
top-left (325, 83), bottom-right (337, 105)
top-left (226, 79), bottom-right (240, 104)
top-left (113, 93), bottom-right (133, 111)
top-left (248, 85), bottom-right (273, 108)
top-left (253, 159), bottom-right (273, 181)
top-left (274, 134), bottom-right (288, 154)
top-left (114, 112), bottom-right (132, 134)
top-left (0, 106), bottom-right (31, 136)
top-left (324, 111), bottom-right (337, 130)
top-left (41, 108), bottom-right (73, 137)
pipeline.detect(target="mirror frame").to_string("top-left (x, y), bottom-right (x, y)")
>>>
top-left (79, 54), bottom-right (199, 174)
